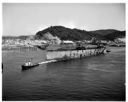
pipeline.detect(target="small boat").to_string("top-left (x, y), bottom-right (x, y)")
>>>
top-left (22, 60), bottom-right (39, 70)
top-left (36, 45), bottom-right (47, 50)
top-left (106, 49), bottom-right (111, 52)
top-left (2, 63), bottom-right (3, 73)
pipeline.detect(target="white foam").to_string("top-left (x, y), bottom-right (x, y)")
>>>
top-left (38, 60), bottom-right (57, 64)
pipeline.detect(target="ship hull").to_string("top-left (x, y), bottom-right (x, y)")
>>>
top-left (22, 64), bottom-right (39, 70)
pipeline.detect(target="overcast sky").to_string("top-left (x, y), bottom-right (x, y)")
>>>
top-left (3, 3), bottom-right (125, 36)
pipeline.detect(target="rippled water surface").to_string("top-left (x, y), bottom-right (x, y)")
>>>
top-left (2, 47), bottom-right (125, 101)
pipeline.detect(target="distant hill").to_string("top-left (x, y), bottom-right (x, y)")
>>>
top-left (90, 29), bottom-right (119, 36)
top-left (2, 35), bottom-right (34, 40)
top-left (2, 36), bottom-right (28, 40)
top-left (90, 29), bottom-right (125, 40)
top-left (104, 31), bottom-right (125, 41)
top-left (3, 26), bottom-right (125, 41)
top-left (35, 26), bottom-right (125, 41)
top-left (35, 26), bottom-right (92, 40)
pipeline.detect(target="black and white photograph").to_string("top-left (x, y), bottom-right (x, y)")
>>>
top-left (2, 3), bottom-right (126, 101)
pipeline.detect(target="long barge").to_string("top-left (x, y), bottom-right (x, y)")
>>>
top-left (46, 45), bottom-right (107, 61)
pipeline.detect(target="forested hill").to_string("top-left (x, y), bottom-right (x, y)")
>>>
top-left (35, 26), bottom-right (125, 41)
top-left (3, 26), bottom-right (125, 41)
top-left (90, 29), bottom-right (125, 41)
top-left (90, 29), bottom-right (119, 36)
top-left (2, 35), bottom-right (29, 40)
top-left (35, 26), bottom-right (105, 40)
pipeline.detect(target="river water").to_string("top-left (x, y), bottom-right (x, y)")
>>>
top-left (2, 47), bottom-right (125, 101)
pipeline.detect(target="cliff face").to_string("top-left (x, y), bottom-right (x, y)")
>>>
top-left (35, 26), bottom-right (125, 41)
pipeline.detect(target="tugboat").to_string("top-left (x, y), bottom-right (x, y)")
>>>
top-left (2, 63), bottom-right (3, 73)
top-left (22, 59), bottom-right (39, 70)
top-left (106, 48), bottom-right (111, 53)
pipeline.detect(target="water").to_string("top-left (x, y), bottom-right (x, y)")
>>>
top-left (2, 47), bottom-right (125, 101)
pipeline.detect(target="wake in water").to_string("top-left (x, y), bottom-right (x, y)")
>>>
top-left (38, 60), bottom-right (57, 65)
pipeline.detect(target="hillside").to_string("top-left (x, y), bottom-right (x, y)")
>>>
top-left (3, 26), bottom-right (125, 41)
top-left (90, 29), bottom-right (119, 36)
top-left (2, 35), bottom-right (29, 40)
top-left (2, 35), bottom-right (35, 40)
top-left (35, 26), bottom-right (125, 41)
top-left (35, 26), bottom-right (106, 41)
top-left (35, 26), bottom-right (91, 40)
top-left (104, 31), bottom-right (125, 41)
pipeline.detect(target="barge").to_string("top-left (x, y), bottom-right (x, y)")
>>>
top-left (46, 45), bottom-right (107, 61)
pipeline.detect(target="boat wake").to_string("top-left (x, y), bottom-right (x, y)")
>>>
top-left (38, 60), bottom-right (57, 65)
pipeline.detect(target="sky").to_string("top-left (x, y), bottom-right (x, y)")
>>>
top-left (3, 3), bottom-right (125, 36)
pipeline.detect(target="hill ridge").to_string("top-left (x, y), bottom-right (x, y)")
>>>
top-left (35, 26), bottom-right (125, 41)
